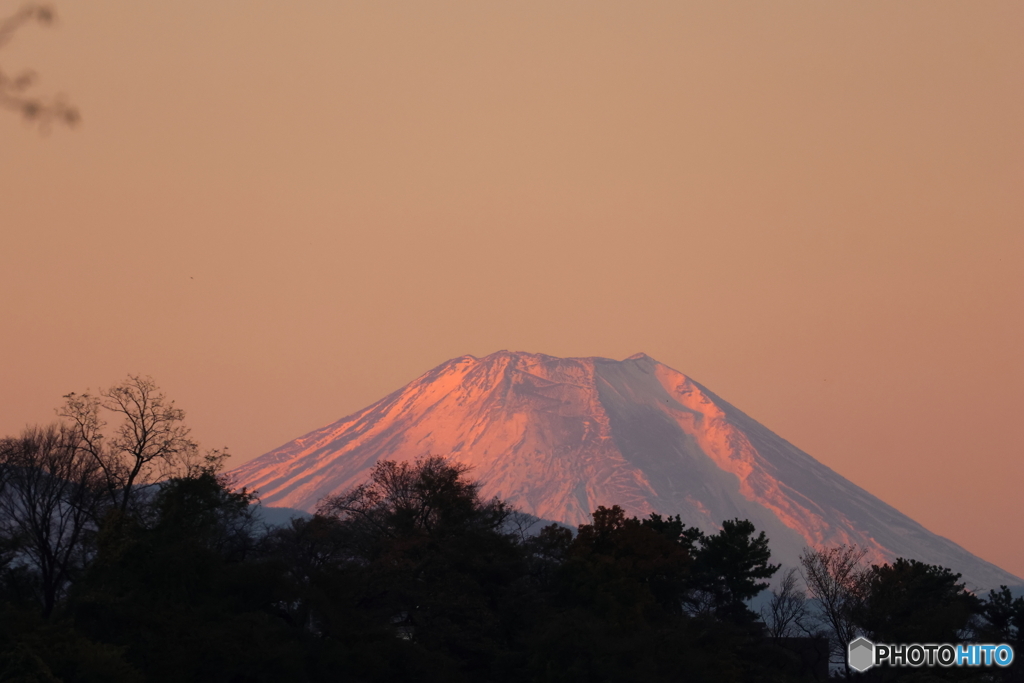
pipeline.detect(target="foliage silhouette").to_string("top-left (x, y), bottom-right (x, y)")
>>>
top-left (2, 409), bottom-right (1007, 683)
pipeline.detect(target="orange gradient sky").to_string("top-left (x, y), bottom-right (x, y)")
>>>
top-left (2, 1), bottom-right (1022, 578)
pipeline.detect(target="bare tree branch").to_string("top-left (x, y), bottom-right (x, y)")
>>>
top-left (800, 545), bottom-right (870, 678)
top-left (761, 567), bottom-right (811, 640)
top-left (0, 2), bottom-right (79, 129)
top-left (59, 375), bottom-right (200, 518)
top-left (0, 424), bottom-right (102, 617)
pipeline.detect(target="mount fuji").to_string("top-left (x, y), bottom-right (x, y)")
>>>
top-left (230, 351), bottom-right (1020, 590)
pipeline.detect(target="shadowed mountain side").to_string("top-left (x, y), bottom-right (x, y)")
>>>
top-left (698, 383), bottom-right (1012, 594)
top-left (230, 351), bottom-right (1021, 591)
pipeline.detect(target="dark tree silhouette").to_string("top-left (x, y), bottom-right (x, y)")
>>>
top-left (72, 471), bottom-right (302, 683)
top-left (315, 457), bottom-right (528, 681)
top-left (8, 424), bottom-right (995, 683)
top-left (761, 567), bottom-right (812, 640)
top-left (980, 586), bottom-right (1024, 683)
top-left (58, 375), bottom-right (208, 519)
top-left (0, 424), bottom-right (101, 617)
top-left (317, 456), bottom-right (513, 540)
top-left (538, 506), bottom-right (784, 682)
top-left (799, 544), bottom-right (870, 677)
top-left (685, 517), bottom-right (779, 622)
top-left (855, 558), bottom-right (981, 646)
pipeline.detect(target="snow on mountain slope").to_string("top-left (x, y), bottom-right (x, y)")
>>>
top-left (229, 351), bottom-right (1021, 590)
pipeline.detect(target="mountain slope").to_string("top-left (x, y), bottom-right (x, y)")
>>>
top-left (230, 351), bottom-right (1020, 590)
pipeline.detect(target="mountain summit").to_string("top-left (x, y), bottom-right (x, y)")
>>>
top-left (230, 351), bottom-right (1019, 590)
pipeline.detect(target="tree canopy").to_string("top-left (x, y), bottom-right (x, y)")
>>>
top-left (1, 384), bottom-right (1017, 681)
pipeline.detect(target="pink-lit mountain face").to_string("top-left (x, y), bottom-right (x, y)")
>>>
top-left (230, 351), bottom-right (1020, 590)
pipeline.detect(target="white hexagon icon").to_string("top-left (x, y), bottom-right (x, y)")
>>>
top-left (848, 637), bottom-right (875, 672)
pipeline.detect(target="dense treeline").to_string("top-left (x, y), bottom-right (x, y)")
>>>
top-left (1, 377), bottom-right (1021, 682)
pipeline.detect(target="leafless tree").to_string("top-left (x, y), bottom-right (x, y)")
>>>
top-left (761, 567), bottom-right (811, 639)
top-left (0, 423), bottom-right (102, 617)
top-left (58, 375), bottom-right (201, 519)
top-left (0, 451), bottom-right (13, 575)
top-left (0, 2), bottom-right (79, 128)
top-left (800, 545), bottom-right (870, 677)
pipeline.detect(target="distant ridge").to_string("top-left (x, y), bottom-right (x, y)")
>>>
top-left (230, 351), bottom-right (1021, 590)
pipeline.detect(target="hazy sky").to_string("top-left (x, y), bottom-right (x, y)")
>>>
top-left (2, 1), bottom-right (1022, 578)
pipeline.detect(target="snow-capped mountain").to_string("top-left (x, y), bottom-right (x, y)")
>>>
top-left (230, 351), bottom-right (1020, 590)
